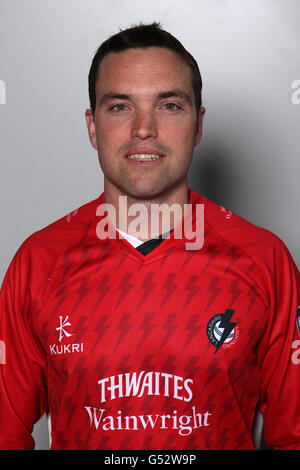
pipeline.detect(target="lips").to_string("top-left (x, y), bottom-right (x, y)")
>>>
top-left (127, 153), bottom-right (162, 161)
top-left (125, 148), bottom-right (164, 162)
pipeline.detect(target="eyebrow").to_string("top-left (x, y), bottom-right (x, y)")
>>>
top-left (157, 90), bottom-right (193, 105)
top-left (99, 93), bottom-right (129, 104)
top-left (99, 89), bottom-right (193, 106)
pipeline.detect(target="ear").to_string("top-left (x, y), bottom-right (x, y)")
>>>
top-left (194, 106), bottom-right (206, 147)
top-left (85, 109), bottom-right (98, 150)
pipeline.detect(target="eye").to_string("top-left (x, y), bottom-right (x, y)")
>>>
top-left (162, 103), bottom-right (181, 111)
top-left (109, 104), bottom-right (128, 112)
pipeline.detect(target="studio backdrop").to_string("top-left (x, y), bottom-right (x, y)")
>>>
top-left (0, 0), bottom-right (299, 450)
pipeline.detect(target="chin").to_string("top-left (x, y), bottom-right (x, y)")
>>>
top-left (121, 181), bottom-right (165, 200)
top-left (126, 189), bottom-right (161, 200)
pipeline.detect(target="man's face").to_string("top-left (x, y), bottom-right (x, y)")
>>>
top-left (86, 47), bottom-right (205, 201)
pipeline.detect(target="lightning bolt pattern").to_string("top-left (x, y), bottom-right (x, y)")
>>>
top-left (205, 276), bottom-right (222, 311)
top-left (137, 313), bottom-right (156, 350)
top-left (92, 274), bottom-right (112, 312)
top-left (72, 278), bottom-right (89, 312)
top-left (160, 273), bottom-right (178, 309)
top-left (183, 275), bottom-right (200, 309)
top-left (114, 313), bottom-right (133, 350)
top-left (115, 273), bottom-right (134, 310)
top-left (138, 272), bottom-right (157, 309)
top-left (229, 280), bottom-right (242, 306)
top-left (159, 313), bottom-right (178, 351)
top-left (32, 192), bottom-right (276, 450)
top-left (183, 314), bottom-right (201, 350)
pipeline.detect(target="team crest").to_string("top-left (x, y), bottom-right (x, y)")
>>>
top-left (207, 309), bottom-right (239, 353)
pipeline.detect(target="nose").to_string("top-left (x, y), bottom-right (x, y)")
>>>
top-left (131, 110), bottom-right (158, 140)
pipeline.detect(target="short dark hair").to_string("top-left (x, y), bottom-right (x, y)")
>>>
top-left (88, 22), bottom-right (202, 115)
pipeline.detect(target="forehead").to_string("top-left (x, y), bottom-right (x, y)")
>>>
top-left (96, 47), bottom-right (194, 96)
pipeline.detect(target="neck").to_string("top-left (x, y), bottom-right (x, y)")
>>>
top-left (104, 183), bottom-right (190, 242)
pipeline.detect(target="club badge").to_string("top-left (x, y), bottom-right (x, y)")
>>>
top-left (207, 309), bottom-right (239, 353)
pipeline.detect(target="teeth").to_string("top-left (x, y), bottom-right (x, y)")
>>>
top-left (127, 153), bottom-right (162, 161)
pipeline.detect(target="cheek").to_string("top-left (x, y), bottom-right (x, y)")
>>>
top-left (96, 118), bottom-right (128, 147)
top-left (160, 117), bottom-right (196, 141)
top-left (164, 126), bottom-right (196, 159)
top-left (163, 122), bottom-right (196, 167)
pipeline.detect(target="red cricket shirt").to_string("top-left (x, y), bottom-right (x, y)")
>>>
top-left (0, 189), bottom-right (299, 449)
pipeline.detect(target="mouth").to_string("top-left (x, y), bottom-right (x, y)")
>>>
top-left (126, 153), bottom-right (163, 161)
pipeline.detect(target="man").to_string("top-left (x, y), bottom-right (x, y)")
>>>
top-left (0, 23), bottom-right (299, 450)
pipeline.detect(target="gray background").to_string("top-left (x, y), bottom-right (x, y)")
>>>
top-left (0, 0), bottom-right (299, 450)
